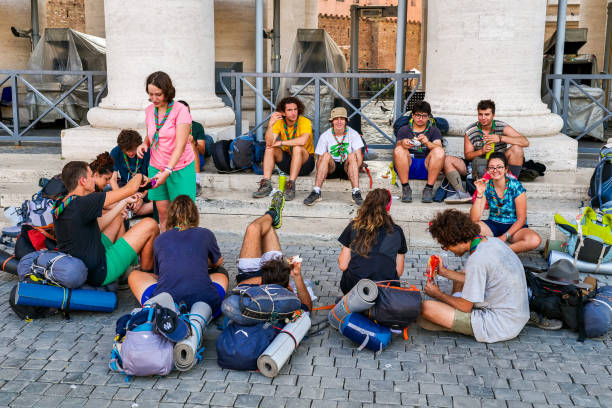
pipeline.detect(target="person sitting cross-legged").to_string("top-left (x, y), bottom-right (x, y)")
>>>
top-left (418, 209), bottom-right (529, 343)
top-left (304, 107), bottom-right (364, 206)
top-left (393, 101), bottom-right (446, 203)
top-left (128, 195), bottom-right (229, 314)
top-left (235, 191), bottom-right (312, 311)
top-left (253, 96), bottom-right (315, 201)
top-left (53, 161), bottom-right (160, 287)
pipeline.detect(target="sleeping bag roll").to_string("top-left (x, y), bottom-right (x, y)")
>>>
top-left (340, 313), bottom-right (391, 352)
top-left (549, 250), bottom-right (612, 275)
top-left (174, 301), bottom-right (212, 371)
top-left (0, 249), bottom-right (18, 275)
top-left (329, 279), bottom-right (378, 329)
top-left (257, 312), bottom-right (311, 378)
top-left (15, 282), bottom-right (117, 312)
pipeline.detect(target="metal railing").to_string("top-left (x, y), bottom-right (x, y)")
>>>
top-left (219, 72), bottom-right (421, 148)
top-left (0, 70), bottom-right (107, 143)
top-left (545, 73), bottom-right (612, 141)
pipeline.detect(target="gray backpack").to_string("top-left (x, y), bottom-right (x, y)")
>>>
top-left (109, 306), bottom-right (174, 377)
top-left (17, 250), bottom-right (87, 289)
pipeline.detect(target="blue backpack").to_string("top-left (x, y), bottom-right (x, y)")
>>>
top-left (211, 133), bottom-right (266, 174)
top-left (589, 144), bottom-right (612, 210)
top-left (584, 285), bottom-right (612, 338)
top-left (216, 322), bottom-right (279, 370)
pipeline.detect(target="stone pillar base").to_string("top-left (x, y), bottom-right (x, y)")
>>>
top-left (444, 133), bottom-right (577, 172)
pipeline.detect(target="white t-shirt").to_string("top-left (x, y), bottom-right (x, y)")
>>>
top-left (315, 126), bottom-right (364, 162)
top-left (462, 238), bottom-right (529, 343)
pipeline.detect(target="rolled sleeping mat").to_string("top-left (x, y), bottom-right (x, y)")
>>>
top-left (257, 312), bottom-right (311, 378)
top-left (548, 250), bottom-right (612, 275)
top-left (15, 282), bottom-right (117, 312)
top-left (329, 279), bottom-right (378, 329)
top-left (340, 312), bottom-right (391, 352)
top-left (173, 301), bottom-right (213, 371)
top-left (0, 249), bottom-right (18, 275)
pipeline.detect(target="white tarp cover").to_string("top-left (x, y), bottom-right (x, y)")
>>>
top-left (564, 85), bottom-right (606, 141)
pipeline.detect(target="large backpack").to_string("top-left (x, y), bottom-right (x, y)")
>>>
top-left (365, 281), bottom-right (422, 330)
top-left (216, 321), bottom-right (280, 370)
top-left (17, 250), bottom-right (88, 289)
top-left (221, 284), bottom-right (302, 326)
top-left (212, 133), bottom-right (266, 174)
top-left (14, 224), bottom-right (57, 260)
top-left (392, 114), bottom-right (449, 138)
top-left (583, 285), bottom-right (612, 338)
top-left (589, 143), bottom-right (612, 210)
top-left (21, 192), bottom-right (55, 227)
top-left (109, 306), bottom-right (175, 377)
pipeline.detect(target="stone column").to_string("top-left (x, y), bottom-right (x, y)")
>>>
top-left (425, 0), bottom-right (576, 171)
top-left (62, 0), bottom-right (235, 160)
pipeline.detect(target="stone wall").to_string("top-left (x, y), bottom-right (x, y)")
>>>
top-left (46, 0), bottom-right (85, 31)
top-left (318, 14), bottom-right (421, 71)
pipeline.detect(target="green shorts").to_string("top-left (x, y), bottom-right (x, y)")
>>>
top-left (101, 234), bottom-right (138, 286)
top-left (147, 161), bottom-right (196, 202)
top-left (451, 309), bottom-right (474, 337)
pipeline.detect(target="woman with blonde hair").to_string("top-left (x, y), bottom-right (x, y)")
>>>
top-left (128, 195), bottom-right (228, 313)
top-left (337, 188), bottom-right (407, 294)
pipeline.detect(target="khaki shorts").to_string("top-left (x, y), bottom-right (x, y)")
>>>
top-left (451, 309), bottom-right (474, 337)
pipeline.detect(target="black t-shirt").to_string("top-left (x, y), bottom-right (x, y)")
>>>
top-left (338, 221), bottom-right (408, 294)
top-left (396, 124), bottom-right (442, 158)
top-left (54, 192), bottom-right (107, 285)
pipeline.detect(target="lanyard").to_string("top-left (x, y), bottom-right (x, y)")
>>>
top-left (151, 101), bottom-right (174, 151)
top-left (469, 235), bottom-right (485, 255)
top-left (52, 194), bottom-right (76, 218)
top-left (331, 127), bottom-right (349, 162)
top-left (486, 176), bottom-right (509, 215)
top-left (123, 153), bottom-right (140, 180)
top-left (408, 118), bottom-right (431, 151)
top-left (477, 120), bottom-right (496, 139)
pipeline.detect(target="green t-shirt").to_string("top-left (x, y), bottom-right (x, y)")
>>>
top-left (192, 121), bottom-right (206, 142)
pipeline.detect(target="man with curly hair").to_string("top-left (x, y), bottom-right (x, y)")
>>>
top-left (419, 209), bottom-right (529, 343)
top-left (253, 96), bottom-right (315, 201)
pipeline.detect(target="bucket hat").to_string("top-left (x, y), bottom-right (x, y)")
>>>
top-left (534, 260), bottom-right (591, 289)
top-left (329, 107), bottom-right (348, 122)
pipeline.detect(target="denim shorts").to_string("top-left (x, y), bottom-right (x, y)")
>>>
top-left (483, 219), bottom-right (528, 237)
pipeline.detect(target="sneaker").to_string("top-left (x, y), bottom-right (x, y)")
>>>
top-left (269, 190), bottom-right (285, 229)
top-left (253, 179), bottom-right (273, 198)
top-left (196, 183), bottom-right (202, 197)
top-left (422, 186), bottom-right (434, 203)
top-left (401, 184), bottom-right (412, 203)
top-left (352, 190), bottom-right (363, 205)
top-left (528, 311), bottom-right (562, 330)
top-left (284, 180), bottom-right (296, 201)
top-left (304, 190), bottom-right (322, 206)
top-left (444, 190), bottom-right (472, 204)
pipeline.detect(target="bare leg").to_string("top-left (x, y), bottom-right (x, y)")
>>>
top-left (135, 201), bottom-right (154, 216)
top-left (289, 146), bottom-right (309, 181)
top-left (424, 146), bottom-right (446, 186)
top-left (314, 152), bottom-right (335, 188)
top-left (239, 214), bottom-right (278, 258)
top-left (509, 228), bottom-right (542, 253)
top-left (121, 218), bottom-right (159, 271)
top-left (344, 151), bottom-right (363, 189)
top-left (262, 147), bottom-right (284, 180)
top-left (128, 270), bottom-right (158, 305)
top-left (443, 155), bottom-right (468, 177)
top-left (393, 144), bottom-right (411, 184)
top-left (210, 272), bottom-right (229, 292)
top-left (101, 213), bottom-right (124, 243)
top-left (420, 300), bottom-right (457, 329)
top-left (478, 221), bottom-right (494, 237)
top-left (156, 199), bottom-right (170, 233)
top-left (505, 145), bottom-right (524, 167)
top-left (191, 139), bottom-right (200, 174)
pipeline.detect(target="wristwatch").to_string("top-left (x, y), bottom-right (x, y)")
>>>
top-left (505, 232), bottom-right (512, 242)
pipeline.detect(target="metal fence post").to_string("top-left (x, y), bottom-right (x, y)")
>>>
top-left (87, 74), bottom-right (94, 108)
top-left (314, 76), bottom-right (320, 146)
top-left (235, 75), bottom-right (242, 137)
top-left (11, 74), bottom-right (19, 143)
top-left (562, 78), bottom-right (570, 134)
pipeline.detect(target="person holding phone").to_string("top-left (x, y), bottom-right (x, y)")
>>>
top-left (470, 152), bottom-right (541, 253)
top-left (252, 96), bottom-right (315, 201)
top-left (137, 71), bottom-right (195, 232)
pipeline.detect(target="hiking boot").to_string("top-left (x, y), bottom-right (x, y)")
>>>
top-left (284, 180), bottom-right (296, 201)
top-left (444, 191), bottom-right (472, 204)
top-left (528, 311), bottom-right (562, 330)
top-left (352, 190), bottom-right (363, 205)
top-left (253, 178), bottom-right (272, 198)
top-left (269, 190), bottom-right (285, 229)
top-left (401, 184), bottom-right (412, 203)
top-left (304, 190), bottom-right (322, 206)
top-left (422, 186), bottom-right (434, 203)
top-left (196, 183), bottom-right (202, 197)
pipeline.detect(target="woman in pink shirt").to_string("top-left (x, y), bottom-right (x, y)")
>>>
top-left (137, 71), bottom-right (196, 231)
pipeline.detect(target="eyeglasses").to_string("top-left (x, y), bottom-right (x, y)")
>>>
top-left (486, 165), bottom-right (505, 171)
top-left (413, 113), bottom-right (429, 119)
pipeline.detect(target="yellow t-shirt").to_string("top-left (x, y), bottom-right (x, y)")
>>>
top-left (271, 116), bottom-right (314, 155)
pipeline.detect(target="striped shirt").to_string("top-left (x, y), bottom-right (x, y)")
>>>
top-left (465, 120), bottom-right (508, 154)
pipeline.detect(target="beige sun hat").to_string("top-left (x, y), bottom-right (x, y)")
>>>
top-left (329, 107), bottom-right (348, 122)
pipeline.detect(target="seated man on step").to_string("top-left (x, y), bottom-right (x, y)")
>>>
top-left (443, 99), bottom-right (529, 204)
top-left (304, 107), bottom-right (364, 206)
top-left (393, 101), bottom-right (446, 203)
top-left (253, 96), bottom-right (315, 201)
top-left (235, 191), bottom-right (312, 312)
top-left (419, 209), bottom-right (529, 343)
top-left (53, 161), bottom-right (160, 287)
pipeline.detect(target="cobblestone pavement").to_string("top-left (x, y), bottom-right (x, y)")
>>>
top-left (0, 240), bottom-right (611, 408)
